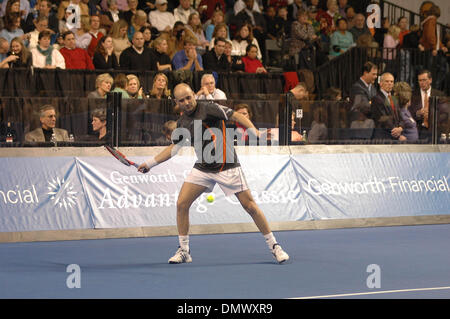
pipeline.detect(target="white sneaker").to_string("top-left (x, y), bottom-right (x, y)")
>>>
top-left (168, 247), bottom-right (192, 264)
top-left (272, 244), bottom-right (289, 263)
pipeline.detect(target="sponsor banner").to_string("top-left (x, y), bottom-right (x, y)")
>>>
top-left (292, 153), bottom-right (450, 220)
top-left (0, 157), bottom-right (93, 232)
top-left (78, 154), bottom-right (301, 228)
top-left (0, 152), bottom-right (448, 232)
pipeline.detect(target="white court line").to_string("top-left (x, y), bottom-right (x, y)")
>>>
top-left (291, 286), bottom-right (450, 299)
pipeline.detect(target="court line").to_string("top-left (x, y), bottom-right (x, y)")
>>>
top-left (291, 286), bottom-right (450, 299)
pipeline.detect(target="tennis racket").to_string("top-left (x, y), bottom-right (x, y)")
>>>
top-left (105, 145), bottom-right (149, 172)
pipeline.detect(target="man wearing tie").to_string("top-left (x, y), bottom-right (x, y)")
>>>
top-left (349, 62), bottom-right (378, 124)
top-left (370, 72), bottom-right (406, 141)
top-left (409, 69), bottom-right (444, 141)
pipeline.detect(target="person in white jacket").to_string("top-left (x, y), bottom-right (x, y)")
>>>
top-left (31, 30), bottom-right (66, 69)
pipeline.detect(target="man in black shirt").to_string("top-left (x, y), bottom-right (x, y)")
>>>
top-left (138, 83), bottom-right (289, 264)
top-left (202, 37), bottom-right (230, 72)
top-left (119, 31), bottom-right (156, 71)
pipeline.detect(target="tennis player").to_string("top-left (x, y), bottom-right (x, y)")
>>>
top-left (138, 83), bottom-right (289, 264)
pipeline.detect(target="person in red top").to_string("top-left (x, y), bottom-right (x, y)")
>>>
top-left (59, 30), bottom-right (94, 69)
top-left (241, 44), bottom-right (267, 73)
top-left (87, 14), bottom-right (104, 58)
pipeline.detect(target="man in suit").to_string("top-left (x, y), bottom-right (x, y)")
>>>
top-left (409, 69), bottom-right (445, 141)
top-left (349, 61), bottom-right (378, 123)
top-left (25, 105), bottom-right (70, 143)
top-left (370, 72), bottom-right (406, 141)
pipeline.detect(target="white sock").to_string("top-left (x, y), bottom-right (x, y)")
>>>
top-left (264, 232), bottom-right (277, 251)
top-left (179, 235), bottom-right (189, 251)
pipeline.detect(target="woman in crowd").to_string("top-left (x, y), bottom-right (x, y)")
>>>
top-left (87, 73), bottom-right (114, 98)
top-left (393, 81), bottom-right (418, 142)
top-left (185, 12), bottom-right (209, 53)
top-left (204, 10), bottom-right (227, 42)
top-left (149, 36), bottom-right (172, 71)
top-left (111, 73), bottom-right (130, 98)
top-left (128, 10), bottom-right (149, 42)
top-left (231, 23), bottom-right (262, 60)
top-left (31, 30), bottom-right (66, 69)
top-left (289, 9), bottom-right (317, 59)
top-left (0, 12), bottom-right (28, 45)
top-left (241, 43), bottom-right (267, 73)
top-left (224, 39), bottom-right (244, 72)
top-left (74, 15), bottom-right (92, 50)
top-left (5, 36), bottom-right (31, 68)
top-left (110, 19), bottom-right (131, 61)
top-left (140, 26), bottom-right (152, 47)
top-left (126, 74), bottom-right (144, 99)
top-left (329, 17), bottom-right (354, 57)
top-left (383, 25), bottom-right (400, 60)
top-left (147, 73), bottom-right (171, 99)
top-left (93, 35), bottom-right (119, 69)
top-left (209, 22), bottom-right (228, 50)
top-left (91, 108), bottom-right (110, 142)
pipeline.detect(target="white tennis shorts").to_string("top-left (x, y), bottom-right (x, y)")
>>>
top-left (184, 166), bottom-right (249, 196)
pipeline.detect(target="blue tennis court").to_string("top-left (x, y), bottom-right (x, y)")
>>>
top-left (1, 223), bottom-right (450, 299)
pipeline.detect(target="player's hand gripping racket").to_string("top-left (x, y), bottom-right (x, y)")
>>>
top-left (105, 145), bottom-right (149, 173)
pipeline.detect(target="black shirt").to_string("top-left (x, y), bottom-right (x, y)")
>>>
top-left (119, 46), bottom-right (156, 71)
top-left (174, 101), bottom-right (240, 173)
top-left (42, 127), bottom-right (53, 142)
top-left (202, 50), bottom-right (230, 72)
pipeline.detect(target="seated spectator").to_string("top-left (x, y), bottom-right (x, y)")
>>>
top-left (119, 31), bottom-right (156, 71)
top-left (397, 16), bottom-right (410, 47)
top-left (355, 33), bottom-right (379, 59)
top-left (154, 120), bottom-right (177, 145)
top-left (232, 0), bottom-right (267, 60)
top-left (345, 6), bottom-right (355, 29)
top-left (370, 72), bottom-right (405, 141)
top-left (224, 39), bottom-right (245, 72)
top-left (110, 19), bottom-right (131, 61)
top-left (195, 73), bottom-right (227, 100)
top-left (162, 21), bottom-right (185, 58)
top-left (338, 0), bottom-right (349, 18)
top-left (316, 0), bottom-right (341, 32)
top-left (150, 36), bottom-right (172, 71)
top-left (204, 10), bottom-right (226, 42)
top-left (234, 0), bottom-right (261, 16)
top-left (231, 23), bottom-right (262, 60)
top-left (202, 37), bottom-right (229, 72)
top-left (232, 103), bottom-right (253, 143)
top-left (148, 0), bottom-right (175, 33)
top-left (74, 15), bottom-right (92, 49)
top-left (173, 0), bottom-right (198, 25)
top-left (393, 81), bottom-right (418, 142)
top-left (59, 30), bottom-right (94, 69)
top-left (349, 13), bottom-right (370, 42)
top-left (329, 17), bottom-right (354, 57)
top-left (290, 111), bottom-right (303, 142)
top-left (277, 6), bottom-right (292, 36)
top-left (57, 0), bottom-right (89, 27)
top-left (350, 102), bottom-right (375, 130)
top-left (265, 6), bottom-right (279, 40)
top-left (128, 9), bottom-right (149, 42)
top-left (99, 0), bottom-right (121, 34)
top-left (25, 105), bottom-right (70, 143)
top-left (308, 106), bottom-right (328, 143)
top-left (23, 0), bottom-right (59, 34)
top-left (289, 9), bottom-right (317, 59)
top-left (197, 0), bottom-right (226, 23)
top-left (88, 73), bottom-right (114, 98)
top-left (140, 26), bottom-right (153, 47)
top-left (209, 22), bottom-right (229, 50)
top-left (0, 12), bottom-right (28, 45)
top-left (148, 72), bottom-right (171, 99)
top-left (118, 0), bottom-right (137, 26)
top-left (172, 36), bottom-right (204, 71)
top-left (111, 73), bottom-right (130, 98)
top-left (91, 108), bottom-right (110, 142)
top-left (126, 74), bottom-right (144, 98)
top-left (0, 37), bottom-right (9, 64)
top-left (87, 14), bottom-right (104, 57)
top-left (31, 30), bottom-right (66, 69)
top-left (28, 15), bottom-right (55, 51)
top-left (185, 12), bottom-right (209, 53)
top-left (241, 43), bottom-right (267, 73)
top-left (5, 36), bottom-right (32, 68)
top-left (93, 35), bottom-right (119, 69)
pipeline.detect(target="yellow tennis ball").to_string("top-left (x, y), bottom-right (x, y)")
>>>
top-left (206, 194), bottom-right (215, 203)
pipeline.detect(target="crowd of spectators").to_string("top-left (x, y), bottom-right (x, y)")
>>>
top-left (0, 0), bottom-right (449, 144)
